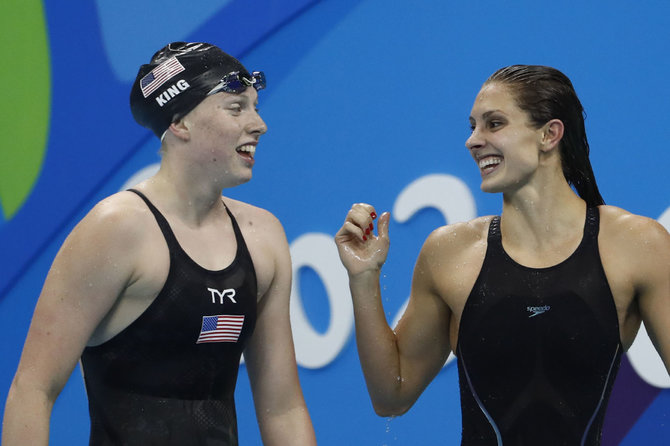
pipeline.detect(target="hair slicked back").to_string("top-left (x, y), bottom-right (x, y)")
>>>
top-left (486, 65), bottom-right (604, 207)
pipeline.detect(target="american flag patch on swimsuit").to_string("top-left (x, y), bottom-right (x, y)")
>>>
top-left (196, 314), bottom-right (245, 344)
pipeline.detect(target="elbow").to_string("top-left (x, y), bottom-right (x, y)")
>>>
top-left (367, 378), bottom-right (418, 417)
top-left (8, 373), bottom-right (59, 408)
top-left (371, 399), bottom-right (412, 418)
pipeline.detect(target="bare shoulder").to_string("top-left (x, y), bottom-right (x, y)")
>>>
top-left (598, 205), bottom-right (670, 292)
top-left (222, 197), bottom-right (285, 237)
top-left (415, 216), bottom-right (494, 325)
top-left (222, 198), bottom-right (289, 297)
top-left (598, 205), bottom-right (670, 253)
top-left (421, 215), bottom-right (493, 258)
top-left (418, 216), bottom-right (493, 287)
top-left (35, 191), bottom-right (161, 345)
top-left (72, 191), bottom-right (157, 249)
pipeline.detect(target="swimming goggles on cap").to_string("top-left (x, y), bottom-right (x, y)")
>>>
top-left (207, 71), bottom-right (266, 95)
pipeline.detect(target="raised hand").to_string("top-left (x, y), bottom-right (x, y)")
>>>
top-left (335, 203), bottom-right (390, 276)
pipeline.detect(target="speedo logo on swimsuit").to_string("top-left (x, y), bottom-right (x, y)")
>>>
top-left (155, 79), bottom-right (191, 107)
top-left (208, 287), bottom-right (237, 304)
top-left (527, 305), bottom-right (551, 318)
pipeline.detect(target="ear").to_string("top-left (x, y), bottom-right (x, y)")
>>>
top-left (167, 117), bottom-right (191, 142)
top-left (540, 119), bottom-right (564, 152)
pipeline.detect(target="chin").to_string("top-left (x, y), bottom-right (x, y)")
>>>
top-left (480, 170), bottom-right (523, 194)
top-left (234, 175), bottom-right (252, 187)
top-left (219, 173), bottom-right (252, 189)
top-left (480, 180), bottom-right (503, 194)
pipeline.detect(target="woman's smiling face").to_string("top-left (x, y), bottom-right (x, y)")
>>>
top-left (466, 82), bottom-right (546, 194)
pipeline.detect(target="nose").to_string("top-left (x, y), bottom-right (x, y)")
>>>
top-left (465, 126), bottom-right (483, 151)
top-left (247, 111), bottom-right (267, 137)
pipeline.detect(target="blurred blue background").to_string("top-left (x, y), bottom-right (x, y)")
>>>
top-left (1, 1), bottom-right (668, 444)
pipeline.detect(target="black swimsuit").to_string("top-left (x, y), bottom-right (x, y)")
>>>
top-left (456, 207), bottom-right (622, 446)
top-left (80, 189), bottom-right (257, 445)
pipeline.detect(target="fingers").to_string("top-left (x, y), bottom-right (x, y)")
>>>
top-left (377, 211), bottom-right (391, 241)
top-left (335, 203), bottom-right (375, 242)
top-left (352, 203), bottom-right (378, 241)
top-left (337, 203), bottom-right (383, 243)
top-left (336, 220), bottom-right (367, 242)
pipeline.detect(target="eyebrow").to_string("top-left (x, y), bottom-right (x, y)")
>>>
top-left (221, 95), bottom-right (249, 107)
top-left (469, 109), bottom-right (504, 122)
top-left (225, 91), bottom-right (259, 105)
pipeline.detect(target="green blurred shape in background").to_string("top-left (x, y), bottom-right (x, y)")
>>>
top-left (0, 0), bottom-right (50, 220)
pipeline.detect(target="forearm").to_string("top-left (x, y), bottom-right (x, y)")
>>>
top-left (258, 403), bottom-right (316, 446)
top-left (2, 383), bottom-right (52, 445)
top-left (349, 270), bottom-right (409, 415)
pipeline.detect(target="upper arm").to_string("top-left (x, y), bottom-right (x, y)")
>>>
top-left (633, 218), bottom-right (670, 373)
top-left (11, 196), bottom-right (142, 397)
top-left (243, 212), bottom-right (304, 413)
top-left (242, 211), bottom-right (315, 444)
top-left (393, 229), bottom-right (454, 394)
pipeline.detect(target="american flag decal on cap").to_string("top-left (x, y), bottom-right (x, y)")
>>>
top-left (140, 56), bottom-right (185, 98)
top-left (196, 314), bottom-right (245, 344)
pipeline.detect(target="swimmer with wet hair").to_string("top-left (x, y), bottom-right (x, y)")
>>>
top-left (335, 65), bottom-right (670, 445)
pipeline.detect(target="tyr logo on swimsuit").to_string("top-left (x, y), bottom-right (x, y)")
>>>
top-left (208, 287), bottom-right (237, 304)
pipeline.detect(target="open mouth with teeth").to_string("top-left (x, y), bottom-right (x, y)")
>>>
top-left (236, 144), bottom-right (256, 161)
top-left (478, 155), bottom-right (502, 174)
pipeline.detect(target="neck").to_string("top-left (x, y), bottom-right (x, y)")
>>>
top-left (499, 174), bottom-right (587, 250)
top-left (140, 163), bottom-right (228, 226)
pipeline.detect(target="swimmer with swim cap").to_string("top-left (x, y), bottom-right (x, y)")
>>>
top-left (3, 41), bottom-right (316, 446)
top-left (130, 41), bottom-right (266, 139)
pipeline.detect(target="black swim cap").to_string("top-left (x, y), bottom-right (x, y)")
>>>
top-left (130, 42), bottom-right (253, 138)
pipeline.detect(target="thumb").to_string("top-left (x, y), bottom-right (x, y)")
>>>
top-left (377, 211), bottom-right (391, 241)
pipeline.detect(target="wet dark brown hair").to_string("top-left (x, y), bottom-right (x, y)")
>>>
top-left (485, 65), bottom-right (604, 206)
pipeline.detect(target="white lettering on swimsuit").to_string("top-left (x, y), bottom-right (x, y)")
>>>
top-left (208, 287), bottom-right (237, 304)
top-left (527, 305), bottom-right (551, 318)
